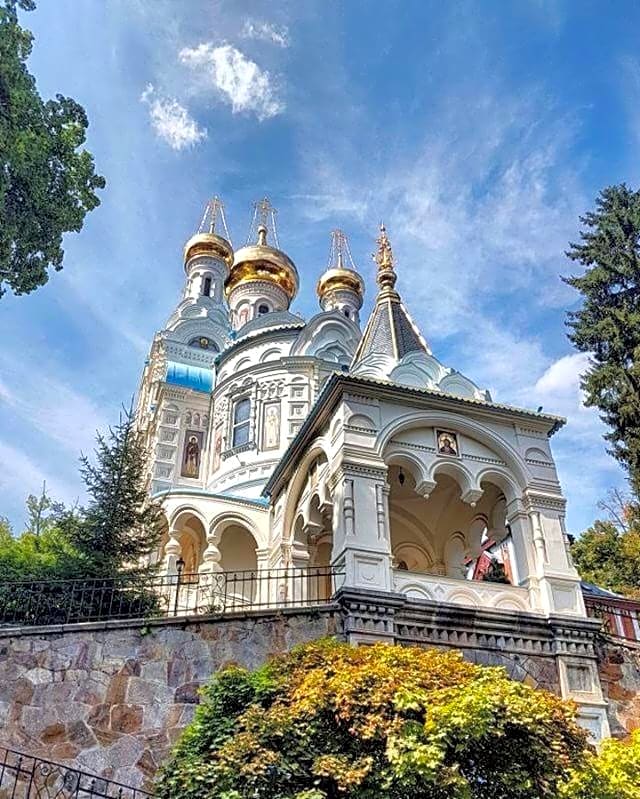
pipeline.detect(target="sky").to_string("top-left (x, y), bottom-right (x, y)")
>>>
top-left (0, 0), bottom-right (637, 533)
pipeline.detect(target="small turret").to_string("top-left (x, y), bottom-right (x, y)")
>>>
top-left (316, 230), bottom-right (364, 325)
top-left (183, 197), bottom-right (233, 303)
top-left (225, 198), bottom-right (299, 330)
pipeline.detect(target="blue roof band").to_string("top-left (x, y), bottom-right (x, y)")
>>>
top-left (165, 361), bottom-right (213, 393)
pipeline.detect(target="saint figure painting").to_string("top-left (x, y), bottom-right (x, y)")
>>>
top-left (182, 430), bottom-right (204, 478)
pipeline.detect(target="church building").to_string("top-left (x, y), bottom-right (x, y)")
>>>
top-left (135, 196), bottom-right (610, 740)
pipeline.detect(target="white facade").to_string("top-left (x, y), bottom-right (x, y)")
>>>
top-left (136, 201), bottom-right (609, 738)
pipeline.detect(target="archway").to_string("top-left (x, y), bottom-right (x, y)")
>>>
top-left (218, 524), bottom-right (258, 604)
top-left (387, 464), bottom-right (511, 583)
top-left (165, 511), bottom-right (207, 574)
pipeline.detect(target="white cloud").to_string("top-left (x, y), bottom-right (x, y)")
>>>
top-left (179, 43), bottom-right (284, 120)
top-left (534, 352), bottom-right (590, 399)
top-left (241, 19), bottom-right (290, 48)
top-left (140, 84), bottom-right (207, 150)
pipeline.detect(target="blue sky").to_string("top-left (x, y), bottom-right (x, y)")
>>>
top-left (0, 0), bottom-right (636, 532)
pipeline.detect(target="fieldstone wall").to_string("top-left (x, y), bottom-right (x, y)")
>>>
top-left (597, 639), bottom-right (640, 736)
top-left (0, 609), bottom-right (338, 790)
top-left (1, 591), bottom-right (625, 791)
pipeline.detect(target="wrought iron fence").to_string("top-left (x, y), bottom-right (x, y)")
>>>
top-left (584, 597), bottom-right (640, 642)
top-left (0, 745), bottom-right (152, 798)
top-left (0, 566), bottom-right (344, 628)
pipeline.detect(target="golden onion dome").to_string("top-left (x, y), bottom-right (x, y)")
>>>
top-left (183, 232), bottom-right (233, 270)
top-left (316, 230), bottom-right (364, 304)
top-left (316, 265), bottom-right (364, 301)
top-left (225, 225), bottom-right (299, 301)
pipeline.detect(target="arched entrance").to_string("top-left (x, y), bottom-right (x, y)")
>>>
top-left (386, 463), bottom-right (519, 600)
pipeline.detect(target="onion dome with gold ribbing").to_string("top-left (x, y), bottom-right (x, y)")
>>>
top-left (225, 198), bottom-right (299, 303)
top-left (183, 197), bottom-right (233, 270)
top-left (316, 229), bottom-right (364, 307)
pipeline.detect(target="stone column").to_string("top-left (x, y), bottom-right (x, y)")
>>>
top-left (505, 498), bottom-right (543, 611)
top-left (199, 531), bottom-right (222, 574)
top-left (163, 529), bottom-right (182, 576)
top-left (330, 461), bottom-right (393, 593)
top-left (525, 491), bottom-right (585, 617)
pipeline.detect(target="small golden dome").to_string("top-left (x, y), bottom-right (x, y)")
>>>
top-left (316, 266), bottom-right (364, 300)
top-left (316, 230), bottom-right (364, 303)
top-left (225, 224), bottom-right (299, 301)
top-left (183, 232), bottom-right (233, 269)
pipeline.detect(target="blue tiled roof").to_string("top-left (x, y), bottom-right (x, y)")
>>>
top-left (166, 361), bottom-right (213, 393)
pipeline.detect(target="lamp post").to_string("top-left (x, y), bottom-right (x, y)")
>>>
top-left (174, 556), bottom-right (185, 617)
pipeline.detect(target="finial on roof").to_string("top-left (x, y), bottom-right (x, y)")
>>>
top-left (198, 196), bottom-right (231, 241)
top-left (374, 222), bottom-right (397, 292)
top-left (248, 197), bottom-right (279, 247)
top-left (328, 229), bottom-right (357, 272)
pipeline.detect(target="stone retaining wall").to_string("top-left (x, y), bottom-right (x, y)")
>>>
top-left (597, 638), bottom-right (640, 736)
top-left (0, 609), bottom-right (338, 790)
top-left (2, 592), bottom-right (636, 791)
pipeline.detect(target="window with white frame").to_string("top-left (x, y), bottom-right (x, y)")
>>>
top-left (231, 397), bottom-right (251, 447)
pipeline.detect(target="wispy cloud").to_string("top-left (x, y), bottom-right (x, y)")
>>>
top-left (140, 84), bottom-right (207, 150)
top-left (179, 43), bottom-right (284, 120)
top-left (241, 19), bottom-right (290, 48)
top-left (0, 439), bottom-right (80, 519)
top-left (0, 367), bottom-right (109, 456)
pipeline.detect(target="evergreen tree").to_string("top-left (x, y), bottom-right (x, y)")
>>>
top-left (564, 184), bottom-right (640, 494)
top-left (73, 406), bottom-right (163, 577)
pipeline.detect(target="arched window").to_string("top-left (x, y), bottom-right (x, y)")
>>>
top-left (257, 303), bottom-right (269, 316)
top-left (344, 307), bottom-right (350, 318)
top-left (232, 398), bottom-right (251, 447)
top-left (203, 276), bottom-right (212, 297)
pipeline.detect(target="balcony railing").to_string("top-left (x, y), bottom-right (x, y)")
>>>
top-left (0, 745), bottom-right (152, 798)
top-left (0, 566), bottom-right (344, 629)
top-left (584, 596), bottom-right (640, 642)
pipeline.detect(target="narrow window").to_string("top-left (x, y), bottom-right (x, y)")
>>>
top-left (257, 303), bottom-right (269, 316)
top-left (203, 277), bottom-right (212, 297)
top-left (232, 398), bottom-right (251, 447)
top-left (344, 307), bottom-right (350, 318)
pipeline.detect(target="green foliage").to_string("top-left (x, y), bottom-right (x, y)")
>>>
top-left (71, 406), bottom-right (164, 577)
top-left (0, 0), bottom-right (105, 297)
top-left (561, 729), bottom-right (640, 799)
top-left (571, 493), bottom-right (640, 597)
top-left (157, 640), bottom-right (588, 799)
top-left (564, 184), bottom-right (640, 495)
top-left (0, 520), bottom-right (86, 582)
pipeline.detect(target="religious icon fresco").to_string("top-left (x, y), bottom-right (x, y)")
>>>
top-left (262, 402), bottom-right (281, 450)
top-left (213, 425), bottom-right (223, 471)
top-left (436, 429), bottom-right (459, 457)
top-left (181, 429), bottom-right (204, 477)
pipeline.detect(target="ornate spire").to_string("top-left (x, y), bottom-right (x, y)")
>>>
top-left (374, 223), bottom-right (398, 293)
top-left (351, 222), bottom-right (429, 367)
top-left (247, 197), bottom-right (279, 247)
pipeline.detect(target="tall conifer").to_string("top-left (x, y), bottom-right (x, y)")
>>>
top-left (564, 184), bottom-right (640, 495)
top-left (74, 406), bottom-right (163, 576)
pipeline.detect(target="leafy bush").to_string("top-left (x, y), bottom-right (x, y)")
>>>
top-left (561, 729), bottom-right (640, 799)
top-left (156, 640), bottom-right (589, 799)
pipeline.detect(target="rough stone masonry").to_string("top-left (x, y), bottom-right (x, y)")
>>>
top-left (2, 591), bottom-right (640, 790)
